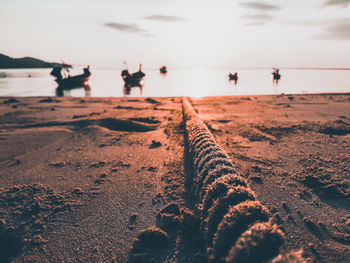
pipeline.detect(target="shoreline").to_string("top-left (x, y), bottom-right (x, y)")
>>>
top-left (1, 91), bottom-right (350, 99)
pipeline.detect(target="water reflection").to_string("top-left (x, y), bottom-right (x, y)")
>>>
top-left (0, 72), bottom-right (7, 78)
top-left (123, 84), bottom-right (143, 96)
top-left (55, 84), bottom-right (91, 97)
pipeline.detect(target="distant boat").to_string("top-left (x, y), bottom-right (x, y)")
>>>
top-left (121, 64), bottom-right (145, 88)
top-left (228, 72), bottom-right (238, 81)
top-left (272, 68), bottom-right (281, 81)
top-left (228, 72), bottom-right (238, 85)
top-left (160, 66), bottom-right (167, 74)
top-left (51, 66), bottom-right (91, 88)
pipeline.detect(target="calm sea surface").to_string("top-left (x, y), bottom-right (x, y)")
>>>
top-left (0, 68), bottom-right (349, 97)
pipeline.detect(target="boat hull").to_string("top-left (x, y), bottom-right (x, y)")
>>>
top-left (56, 74), bottom-right (90, 88)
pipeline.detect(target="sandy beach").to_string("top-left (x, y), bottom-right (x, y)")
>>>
top-left (1, 94), bottom-right (349, 262)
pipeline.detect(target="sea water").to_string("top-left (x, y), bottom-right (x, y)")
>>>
top-left (0, 68), bottom-right (349, 97)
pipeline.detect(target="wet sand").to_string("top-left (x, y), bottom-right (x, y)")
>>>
top-left (0, 94), bottom-right (349, 262)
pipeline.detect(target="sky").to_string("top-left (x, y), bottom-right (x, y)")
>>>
top-left (1, 0), bottom-right (350, 69)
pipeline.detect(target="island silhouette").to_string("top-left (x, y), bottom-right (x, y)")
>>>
top-left (0, 53), bottom-right (70, 69)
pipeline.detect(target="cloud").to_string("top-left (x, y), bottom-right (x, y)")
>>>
top-left (104, 22), bottom-right (151, 36)
top-left (324, 0), bottom-right (350, 7)
top-left (240, 2), bottom-right (281, 11)
top-left (144, 15), bottom-right (186, 22)
top-left (280, 17), bottom-right (350, 40)
top-left (317, 18), bottom-right (350, 40)
top-left (241, 14), bottom-right (273, 20)
top-left (279, 20), bottom-right (318, 26)
top-left (245, 22), bottom-right (268, 26)
top-left (240, 14), bottom-right (273, 25)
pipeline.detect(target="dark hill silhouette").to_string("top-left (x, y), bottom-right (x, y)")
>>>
top-left (0, 53), bottom-right (70, 69)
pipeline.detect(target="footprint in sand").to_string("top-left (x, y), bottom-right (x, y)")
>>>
top-left (94, 173), bottom-right (109, 185)
top-left (3, 98), bottom-right (19, 104)
top-left (94, 178), bottom-right (105, 185)
top-left (145, 98), bottom-right (159, 104)
top-left (113, 161), bottom-right (130, 168)
top-left (49, 162), bottom-right (66, 168)
top-left (72, 114), bottom-right (88, 119)
top-left (8, 160), bottom-right (21, 167)
top-left (39, 97), bottom-right (56, 103)
top-left (128, 213), bottom-right (138, 230)
top-left (303, 218), bottom-right (324, 240)
top-left (129, 117), bottom-right (160, 124)
top-left (149, 140), bottom-right (162, 149)
top-left (89, 161), bottom-right (106, 168)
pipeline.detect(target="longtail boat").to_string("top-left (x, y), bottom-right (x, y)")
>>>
top-left (51, 66), bottom-right (91, 88)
